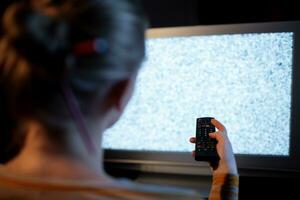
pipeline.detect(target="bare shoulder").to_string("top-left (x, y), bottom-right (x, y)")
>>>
top-left (114, 179), bottom-right (204, 199)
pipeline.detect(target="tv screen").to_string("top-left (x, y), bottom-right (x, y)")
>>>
top-left (103, 21), bottom-right (300, 174)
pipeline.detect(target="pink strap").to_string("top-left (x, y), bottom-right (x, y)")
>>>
top-left (73, 38), bottom-right (108, 56)
top-left (61, 83), bottom-right (96, 154)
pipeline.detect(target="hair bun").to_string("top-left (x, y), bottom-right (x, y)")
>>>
top-left (2, 2), bottom-right (70, 74)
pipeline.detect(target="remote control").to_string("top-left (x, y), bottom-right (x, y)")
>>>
top-left (195, 117), bottom-right (219, 161)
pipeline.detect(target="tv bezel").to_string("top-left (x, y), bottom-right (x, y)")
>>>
top-left (104, 21), bottom-right (300, 175)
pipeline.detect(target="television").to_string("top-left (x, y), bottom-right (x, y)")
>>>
top-left (103, 21), bottom-right (300, 176)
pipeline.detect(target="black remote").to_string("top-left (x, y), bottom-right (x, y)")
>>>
top-left (195, 117), bottom-right (219, 161)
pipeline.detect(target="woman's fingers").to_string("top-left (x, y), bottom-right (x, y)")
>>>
top-left (209, 132), bottom-right (223, 141)
top-left (190, 138), bottom-right (195, 157)
top-left (208, 132), bottom-right (218, 139)
top-left (211, 118), bottom-right (226, 132)
top-left (189, 137), bottom-right (196, 143)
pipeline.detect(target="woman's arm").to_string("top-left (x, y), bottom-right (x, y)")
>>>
top-left (190, 119), bottom-right (239, 200)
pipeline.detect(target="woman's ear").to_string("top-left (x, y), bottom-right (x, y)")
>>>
top-left (106, 77), bottom-right (136, 113)
top-left (99, 74), bottom-right (137, 129)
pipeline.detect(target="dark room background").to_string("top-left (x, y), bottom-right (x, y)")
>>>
top-left (142, 0), bottom-right (300, 27)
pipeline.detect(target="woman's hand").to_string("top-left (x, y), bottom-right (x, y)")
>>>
top-left (190, 119), bottom-right (238, 175)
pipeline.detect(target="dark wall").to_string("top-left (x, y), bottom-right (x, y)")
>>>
top-left (142, 0), bottom-right (300, 27)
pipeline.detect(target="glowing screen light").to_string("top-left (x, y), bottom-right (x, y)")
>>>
top-left (103, 32), bottom-right (293, 156)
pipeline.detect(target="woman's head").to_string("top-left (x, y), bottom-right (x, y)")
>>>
top-left (0, 0), bottom-right (147, 162)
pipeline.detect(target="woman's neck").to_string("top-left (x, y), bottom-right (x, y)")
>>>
top-left (4, 120), bottom-right (111, 182)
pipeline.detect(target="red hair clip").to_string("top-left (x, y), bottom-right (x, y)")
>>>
top-left (73, 38), bottom-right (108, 56)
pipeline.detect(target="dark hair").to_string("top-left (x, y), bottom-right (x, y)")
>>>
top-left (0, 0), bottom-right (147, 163)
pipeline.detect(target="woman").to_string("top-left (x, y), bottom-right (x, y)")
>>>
top-left (0, 0), bottom-right (238, 199)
